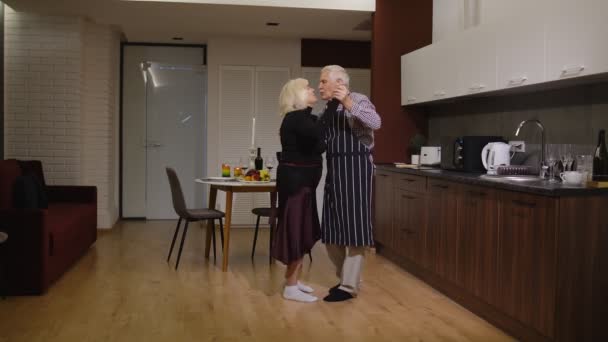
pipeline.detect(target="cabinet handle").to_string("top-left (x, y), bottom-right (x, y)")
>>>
top-left (377, 174), bottom-right (389, 178)
top-left (432, 184), bottom-right (449, 189)
top-left (402, 195), bottom-right (417, 200)
top-left (512, 199), bottom-right (536, 208)
top-left (561, 65), bottom-right (585, 77)
top-left (508, 76), bottom-right (528, 86)
top-left (402, 178), bottom-right (416, 182)
top-left (467, 190), bottom-right (487, 197)
top-left (407, 97), bottom-right (417, 103)
top-left (433, 91), bottom-right (446, 97)
top-left (469, 84), bottom-right (486, 92)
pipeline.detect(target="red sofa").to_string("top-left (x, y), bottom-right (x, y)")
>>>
top-left (0, 159), bottom-right (97, 295)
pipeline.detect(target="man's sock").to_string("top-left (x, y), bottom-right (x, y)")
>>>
top-left (297, 281), bottom-right (314, 293)
top-left (283, 285), bottom-right (318, 303)
top-left (323, 288), bottom-right (354, 302)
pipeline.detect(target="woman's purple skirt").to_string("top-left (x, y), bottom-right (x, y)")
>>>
top-left (271, 186), bottom-right (320, 265)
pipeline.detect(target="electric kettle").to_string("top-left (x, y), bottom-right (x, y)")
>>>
top-left (481, 142), bottom-right (513, 175)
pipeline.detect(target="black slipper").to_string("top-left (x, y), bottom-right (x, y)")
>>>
top-left (329, 283), bottom-right (340, 293)
top-left (323, 288), bottom-right (354, 302)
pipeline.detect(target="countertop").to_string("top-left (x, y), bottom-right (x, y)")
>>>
top-left (376, 164), bottom-right (608, 197)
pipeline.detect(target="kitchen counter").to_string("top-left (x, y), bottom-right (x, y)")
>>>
top-left (375, 164), bottom-right (608, 197)
top-left (374, 164), bottom-right (608, 342)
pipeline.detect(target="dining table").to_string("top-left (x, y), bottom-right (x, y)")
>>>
top-left (195, 178), bottom-right (277, 271)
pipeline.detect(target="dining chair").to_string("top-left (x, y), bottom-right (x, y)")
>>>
top-left (251, 207), bottom-right (312, 263)
top-left (166, 167), bottom-right (225, 270)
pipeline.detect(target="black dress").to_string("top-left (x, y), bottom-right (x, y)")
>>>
top-left (271, 107), bottom-right (326, 265)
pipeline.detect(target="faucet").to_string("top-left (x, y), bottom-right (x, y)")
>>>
top-left (515, 119), bottom-right (546, 177)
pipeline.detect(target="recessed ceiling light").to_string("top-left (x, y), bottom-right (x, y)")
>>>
top-left (266, 22), bottom-right (280, 26)
top-left (172, 37), bottom-right (184, 41)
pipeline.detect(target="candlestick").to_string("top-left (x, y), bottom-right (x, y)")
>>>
top-left (251, 117), bottom-right (256, 147)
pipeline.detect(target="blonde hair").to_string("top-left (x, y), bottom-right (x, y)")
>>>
top-left (279, 78), bottom-right (309, 116)
top-left (321, 65), bottom-right (350, 87)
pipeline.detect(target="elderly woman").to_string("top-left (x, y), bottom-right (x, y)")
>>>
top-left (272, 78), bottom-right (326, 303)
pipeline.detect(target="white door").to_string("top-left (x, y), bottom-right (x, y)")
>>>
top-left (252, 67), bottom-right (290, 211)
top-left (218, 65), bottom-right (290, 225)
top-left (144, 62), bottom-right (206, 219)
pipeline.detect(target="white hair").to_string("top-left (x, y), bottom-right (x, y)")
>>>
top-left (278, 78), bottom-right (309, 116)
top-left (321, 65), bottom-right (350, 87)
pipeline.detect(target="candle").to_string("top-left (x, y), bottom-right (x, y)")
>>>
top-left (251, 117), bottom-right (256, 147)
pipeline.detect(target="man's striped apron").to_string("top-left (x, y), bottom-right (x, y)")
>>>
top-left (321, 109), bottom-right (374, 247)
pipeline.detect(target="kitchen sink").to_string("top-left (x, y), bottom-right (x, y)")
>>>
top-left (479, 175), bottom-right (543, 182)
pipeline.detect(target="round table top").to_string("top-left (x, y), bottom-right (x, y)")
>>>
top-left (0, 231), bottom-right (7, 244)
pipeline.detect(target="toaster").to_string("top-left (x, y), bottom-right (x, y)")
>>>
top-left (420, 146), bottom-right (441, 165)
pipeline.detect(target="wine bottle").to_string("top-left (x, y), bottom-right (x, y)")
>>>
top-left (593, 129), bottom-right (608, 181)
top-left (255, 147), bottom-right (264, 170)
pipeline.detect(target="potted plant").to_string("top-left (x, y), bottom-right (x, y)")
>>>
top-left (409, 134), bottom-right (426, 165)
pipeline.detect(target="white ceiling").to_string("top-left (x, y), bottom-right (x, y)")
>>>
top-left (3, 0), bottom-right (373, 43)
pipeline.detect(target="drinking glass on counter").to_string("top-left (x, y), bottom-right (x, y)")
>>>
top-left (576, 154), bottom-right (593, 183)
top-left (546, 146), bottom-right (559, 182)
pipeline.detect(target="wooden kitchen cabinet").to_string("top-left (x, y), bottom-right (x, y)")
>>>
top-left (425, 179), bottom-right (459, 283)
top-left (374, 167), bottom-right (607, 341)
top-left (456, 185), bottom-right (499, 305)
top-left (374, 170), bottom-right (394, 247)
top-left (497, 191), bottom-right (558, 338)
top-left (393, 188), bottom-right (426, 264)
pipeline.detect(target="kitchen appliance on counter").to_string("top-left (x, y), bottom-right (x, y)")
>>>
top-left (420, 146), bottom-right (441, 165)
top-left (481, 142), bottom-right (514, 175)
top-left (440, 136), bottom-right (505, 172)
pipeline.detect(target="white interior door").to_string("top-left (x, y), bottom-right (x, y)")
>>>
top-left (144, 62), bottom-right (206, 219)
top-left (252, 67), bottom-right (290, 211)
top-left (218, 65), bottom-right (290, 225)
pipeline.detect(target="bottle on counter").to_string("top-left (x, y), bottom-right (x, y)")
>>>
top-left (592, 129), bottom-right (608, 181)
top-left (255, 147), bottom-right (264, 171)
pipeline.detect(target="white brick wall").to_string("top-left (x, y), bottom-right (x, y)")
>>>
top-left (4, 9), bottom-right (82, 185)
top-left (4, 7), bottom-right (120, 229)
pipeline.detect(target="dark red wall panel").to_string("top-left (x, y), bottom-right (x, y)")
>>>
top-left (372, 0), bottom-right (432, 163)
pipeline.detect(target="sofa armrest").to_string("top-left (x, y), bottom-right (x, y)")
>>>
top-left (0, 208), bottom-right (48, 294)
top-left (47, 185), bottom-right (97, 203)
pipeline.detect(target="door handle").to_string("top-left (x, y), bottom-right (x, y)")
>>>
top-left (144, 143), bottom-right (163, 148)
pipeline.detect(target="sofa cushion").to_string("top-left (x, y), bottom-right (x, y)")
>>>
top-left (0, 159), bottom-right (21, 209)
top-left (13, 175), bottom-right (48, 209)
top-left (17, 160), bottom-right (47, 187)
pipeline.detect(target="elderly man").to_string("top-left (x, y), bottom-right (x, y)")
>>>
top-left (318, 65), bottom-right (381, 302)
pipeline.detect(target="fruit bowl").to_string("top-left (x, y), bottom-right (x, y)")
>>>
top-left (239, 169), bottom-right (271, 182)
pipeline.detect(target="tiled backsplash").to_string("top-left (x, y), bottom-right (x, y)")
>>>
top-left (428, 81), bottom-right (608, 147)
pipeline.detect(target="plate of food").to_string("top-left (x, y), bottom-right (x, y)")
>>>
top-left (238, 169), bottom-right (272, 182)
top-left (204, 176), bottom-right (236, 181)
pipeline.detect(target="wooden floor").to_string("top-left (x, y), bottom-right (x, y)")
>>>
top-left (0, 220), bottom-right (514, 342)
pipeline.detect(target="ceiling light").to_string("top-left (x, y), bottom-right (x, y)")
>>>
top-left (172, 37), bottom-right (184, 40)
top-left (266, 22), bottom-right (280, 26)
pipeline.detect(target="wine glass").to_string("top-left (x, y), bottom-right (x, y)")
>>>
top-left (546, 146), bottom-right (558, 182)
top-left (239, 156), bottom-right (249, 175)
top-left (265, 155), bottom-right (276, 177)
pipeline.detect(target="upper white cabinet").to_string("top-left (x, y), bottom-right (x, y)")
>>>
top-left (495, 11), bottom-right (545, 89)
top-left (481, 0), bottom-right (545, 26)
top-left (402, 0), bottom-right (608, 105)
top-left (401, 46), bottom-right (432, 105)
top-left (545, 0), bottom-right (608, 81)
top-left (455, 26), bottom-right (497, 96)
top-left (428, 37), bottom-right (460, 100)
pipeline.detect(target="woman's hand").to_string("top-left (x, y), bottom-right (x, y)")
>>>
top-left (332, 85), bottom-right (353, 111)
